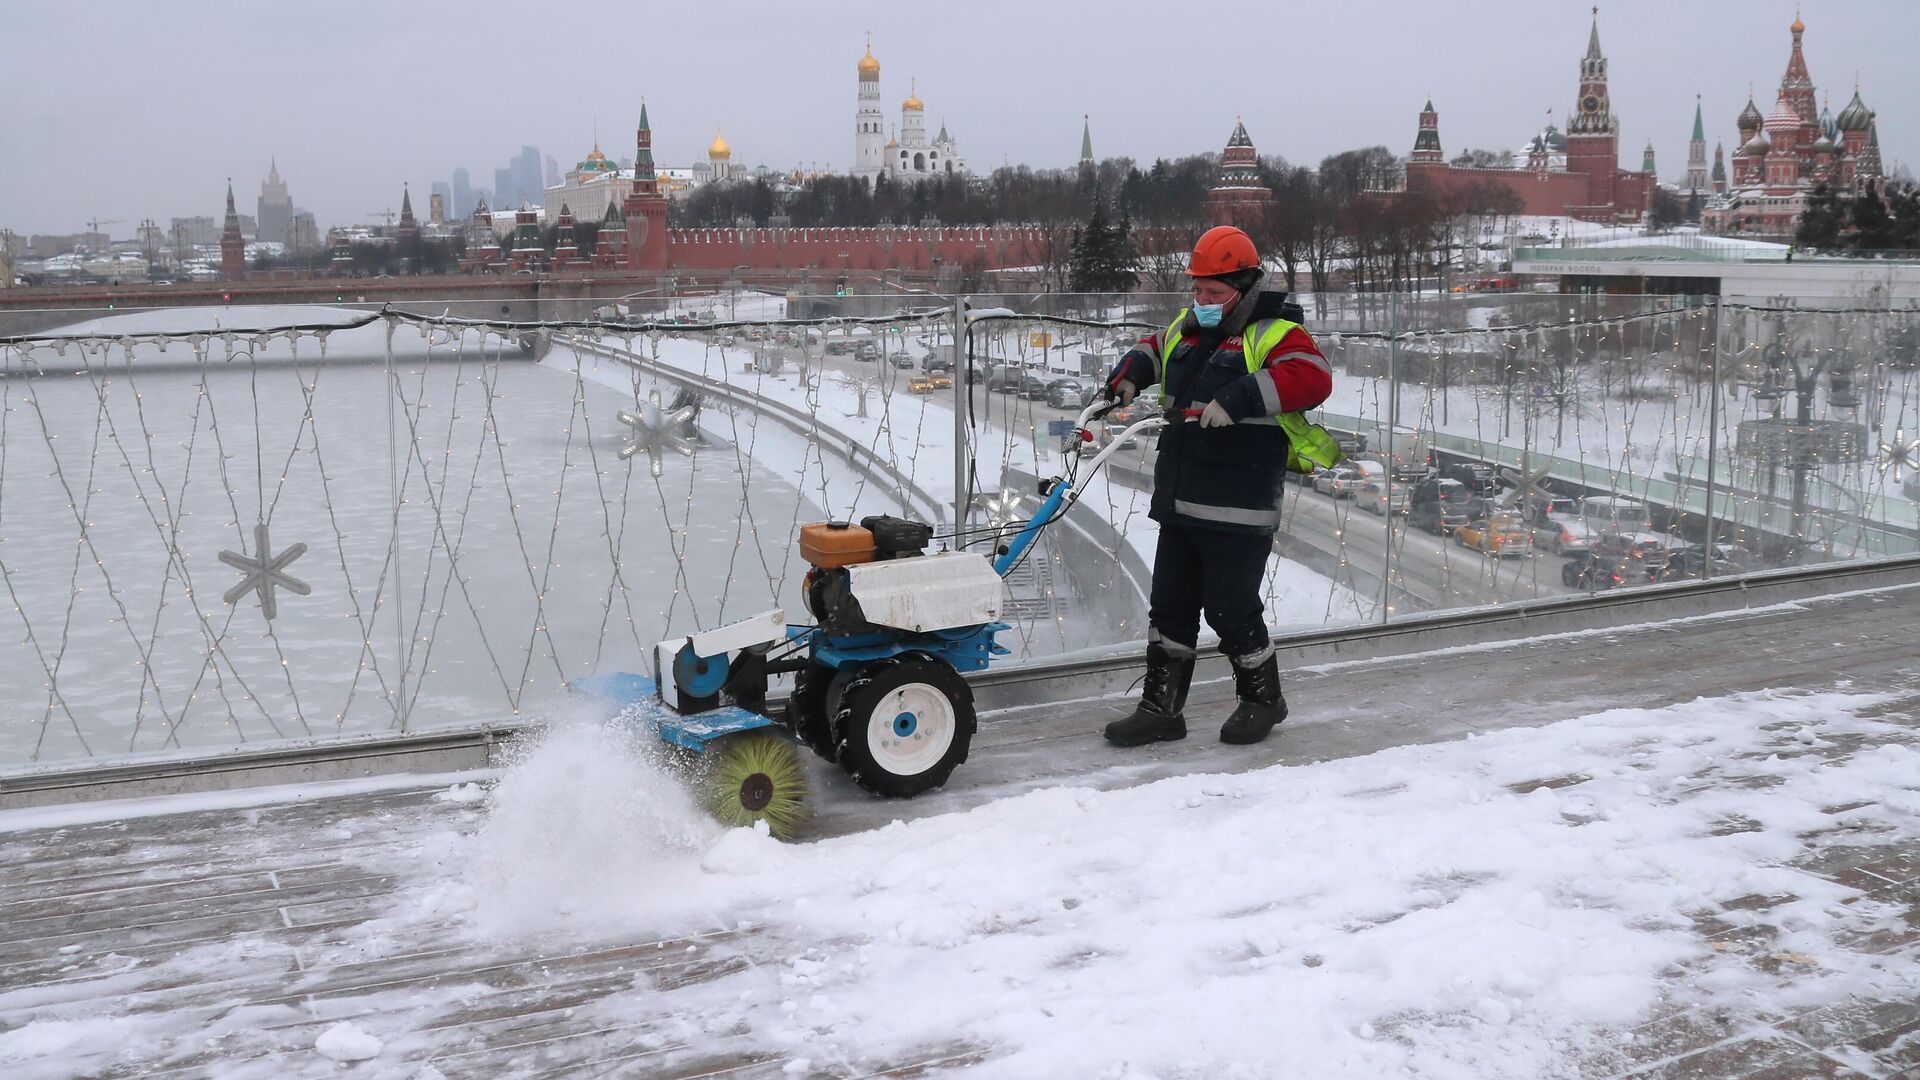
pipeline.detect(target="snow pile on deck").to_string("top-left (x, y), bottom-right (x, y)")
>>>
top-left (431, 687), bottom-right (1918, 1077)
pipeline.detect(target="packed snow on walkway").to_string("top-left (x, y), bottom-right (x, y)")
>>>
top-left (248, 690), bottom-right (1920, 1074)
top-left (0, 681), bottom-right (1914, 1076)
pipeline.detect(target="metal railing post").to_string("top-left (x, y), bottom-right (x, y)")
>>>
top-left (952, 295), bottom-right (969, 540)
top-left (1384, 291), bottom-right (1400, 624)
top-left (384, 315), bottom-right (407, 728)
top-left (1704, 295), bottom-right (1720, 580)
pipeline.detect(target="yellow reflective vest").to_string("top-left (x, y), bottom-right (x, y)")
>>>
top-left (1155, 311), bottom-right (1344, 475)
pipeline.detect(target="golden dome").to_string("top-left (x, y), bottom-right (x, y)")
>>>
top-left (903, 78), bottom-right (924, 111)
top-left (584, 144), bottom-right (607, 162)
top-left (709, 129), bottom-right (732, 160)
top-left (858, 44), bottom-right (880, 77)
top-left (1791, 9), bottom-right (1805, 33)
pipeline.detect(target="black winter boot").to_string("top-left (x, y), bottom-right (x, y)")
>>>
top-left (1104, 637), bottom-right (1196, 747)
top-left (1219, 650), bottom-right (1286, 745)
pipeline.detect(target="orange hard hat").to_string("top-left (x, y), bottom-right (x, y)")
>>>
top-left (1188, 226), bottom-right (1259, 278)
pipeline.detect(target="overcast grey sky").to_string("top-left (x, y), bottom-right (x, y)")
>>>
top-left (3, 0), bottom-right (1915, 237)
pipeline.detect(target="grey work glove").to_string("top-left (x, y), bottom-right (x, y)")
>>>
top-left (1110, 379), bottom-right (1138, 406)
top-left (1198, 400), bottom-right (1233, 428)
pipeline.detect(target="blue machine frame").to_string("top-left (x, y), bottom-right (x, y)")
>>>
top-left (568, 672), bottom-right (777, 751)
top-left (791, 621), bottom-right (1011, 673)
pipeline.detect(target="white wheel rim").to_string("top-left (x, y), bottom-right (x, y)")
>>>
top-left (864, 681), bottom-right (956, 776)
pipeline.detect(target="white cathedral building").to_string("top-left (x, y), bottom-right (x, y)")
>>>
top-left (852, 38), bottom-right (967, 183)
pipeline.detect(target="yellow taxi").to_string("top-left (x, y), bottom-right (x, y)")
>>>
top-left (1454, 511), bottom-right (1535, 557)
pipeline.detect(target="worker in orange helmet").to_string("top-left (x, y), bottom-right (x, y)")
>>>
top-left (1101, 225), bottom-right (1333, 747)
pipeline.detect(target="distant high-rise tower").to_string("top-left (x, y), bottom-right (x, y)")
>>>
top-left (220, 179), bottom-right (247, 281)
top-left (452, 168), bottom-right (473, 219)
top-left (514, 146), bottom-right (543, 208)
top-left (256, 159), bottom-right (292, 245)
top-left (854, 34), bottom-right (884, 181)
top-left (1683, 96), bottom-right (1709, 192)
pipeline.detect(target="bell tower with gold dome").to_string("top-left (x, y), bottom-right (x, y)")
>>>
top-left (708, 128), bottom-right (734, 183)
top-left (854, 34), bottom-right (885, 182)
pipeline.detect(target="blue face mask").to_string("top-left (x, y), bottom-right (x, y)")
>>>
top-left (1192, 303), bottom-right (1225, 328)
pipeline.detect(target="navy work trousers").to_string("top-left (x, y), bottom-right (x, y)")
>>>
top-left (1146, 522), bottom-right (1273, 659)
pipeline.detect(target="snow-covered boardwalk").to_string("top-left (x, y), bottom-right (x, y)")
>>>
top-left (1, 579), bottom-right (1916, 1078)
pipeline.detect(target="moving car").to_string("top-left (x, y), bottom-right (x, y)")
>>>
top-left (1591, 531), bottom-right (1671, 574)
top-left (1455, 512), bottom-right (1535, 556)
top-left (1021, 372), bottom-right (1052, 400)
top-left (907, 375), bottom-right (937, 394)
top-left (1534, 514), bottom-right (1596, 556)
top-left (1561, 551), bottom-right (1631, 590)
top-left (1408, 477), bottom-right (1474, 535)
top-left (1659, 543), bottom-right (1754, 581)
top-left (1105, 402), bottom-right (1163, 444)
top-left (1579, 495), bottom-right (1652, 539)
top-left (1353, 479), bottom-right (1411, 515)
top-left (854, 341), bottom-right (880, 362)
top-left (1377, 427), bottom-right (1430, 480)
top-left (986, 365), bottom-right (1024, 393)
top-left (1522, 493), bottom-right (1579, 525)
top-left (1046, 378), bottom-right (1096, 409)
top-left (1311, 467), bottom-right (1367, 499)
top-left (1436, 460), bottom-right (1497, 494)
top-left (891, 352), bottom-right (916, 369)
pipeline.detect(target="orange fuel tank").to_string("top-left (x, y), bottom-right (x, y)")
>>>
top-left (799, 521), bottom-right (877, 569)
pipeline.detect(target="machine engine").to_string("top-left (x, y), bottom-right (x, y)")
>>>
top-left (800, 516), bottom-right (1001, 634)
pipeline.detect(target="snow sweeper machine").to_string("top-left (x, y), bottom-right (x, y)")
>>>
top-left (573, 397), bottom-right (1174, 838)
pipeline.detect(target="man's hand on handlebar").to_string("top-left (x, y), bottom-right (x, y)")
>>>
top-left (1107, 379), bottom-right (1138, 407)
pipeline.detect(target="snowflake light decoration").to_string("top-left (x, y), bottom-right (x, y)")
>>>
top-left (977, 489), bottom-right (1025, 531)
top-left (219, 523), bottom-right (311, 622)
top-left (618, 390), bottom-right (699, 477)
top-left (1877, 428), bottom-right (1919, 483)
top-left (1496, 461), bottom-right (1554, 509)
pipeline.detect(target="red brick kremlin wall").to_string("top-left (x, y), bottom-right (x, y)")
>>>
top-left (1403, 160), bottom-right (1652, 223)
top-left (639, 226), bottom-right (1054, 273)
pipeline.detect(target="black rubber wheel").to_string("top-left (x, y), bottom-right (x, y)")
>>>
top-left (785, 661), bottom-right (839, 761)
top-left (827, 654), bottom-right (975, 798)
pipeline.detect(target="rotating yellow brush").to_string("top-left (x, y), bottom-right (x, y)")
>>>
top-left (701, 731), bottom-right (811, 839)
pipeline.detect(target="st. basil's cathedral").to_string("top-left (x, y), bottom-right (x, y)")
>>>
top-left (1701, 13), bottom-right (1887, 238)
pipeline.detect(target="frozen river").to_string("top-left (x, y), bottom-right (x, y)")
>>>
top-left (0, 316), bottom-right (818, 766)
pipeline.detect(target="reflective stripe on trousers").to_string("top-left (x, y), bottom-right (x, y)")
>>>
top-left (1171, 499), bottom-right (1284, 528)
